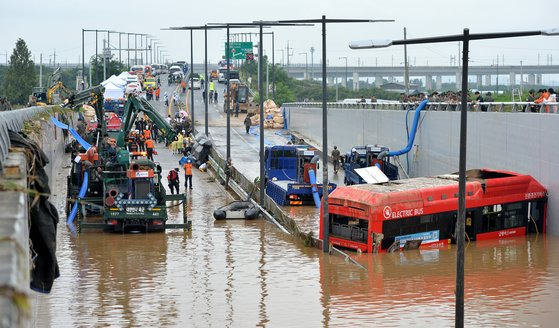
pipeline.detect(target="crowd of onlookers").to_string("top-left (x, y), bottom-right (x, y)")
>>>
top-left (393, 88), bottom-right (558, 112)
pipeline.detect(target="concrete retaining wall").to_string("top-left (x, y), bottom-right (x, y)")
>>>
top-left (285, 105), bottom-right (559, 236)
top-left (0, 112), bottom-right (70, 327)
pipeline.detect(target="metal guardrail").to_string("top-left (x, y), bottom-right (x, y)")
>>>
top-left (283, 101), bottom-right (559, 113)
top-left (0, 106), bottom-right (54, 172)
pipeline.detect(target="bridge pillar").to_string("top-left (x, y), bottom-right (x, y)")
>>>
top-left (328, 76), bottom-right (335, 86)
top-left (476, 74), bottom-right (482, 88)
top-left (509, 72), bottom-right (516, 87)
top-left (455, 71), bottom-right (461, 90)
top-left (528, 73), bottom-right (536, 86)
top-left (352, 72), bottom-right (359, 91)
top-left (536, 74), bottom-right (542, 85)
top-left (436, 76), bottom-right (442, 90)
top-left (375, 75), bottom-right (383, 87)
top-left (485, 75), bottom-right (491, 86)
top-left (425, 75), bottom-right (433, 90)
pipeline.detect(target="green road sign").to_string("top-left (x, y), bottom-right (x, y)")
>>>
top-left (225, 42), bottom-right (253, 60)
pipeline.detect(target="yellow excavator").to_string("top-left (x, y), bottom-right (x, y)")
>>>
top-left (29, 68), bottom-right (73, 106)
top-left (223, 81), bottom-right (259, 114)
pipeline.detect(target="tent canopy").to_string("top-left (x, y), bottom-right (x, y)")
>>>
top-left (101, 74), bottom-right (127, 87)
top-left (103, 81), bottom-right (125, 99)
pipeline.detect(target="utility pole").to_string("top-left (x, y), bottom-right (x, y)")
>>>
top-left (53, 49), bottom-right (56, 67)
top-left (520, 60), bottom-right (523, 95)
top-left (95, 30), bottom-right (98, 83)
top-left (404, 27), bottom-right (409, 95)
top-left (134, 34), bottom-right (138, 65)
top-left (272, 31), bottom-right (275, 101)
top-left (286, 41), bottom-right (293, 73)
top-left (39, 54), bottom-right (43, 88)
top-left (107, 31), bottom-right (110, 77)
top-left (310, 46), bottom-right (315, 80)
top-left (103, 39), bottom-right (107, 80)
top-left (496, 55), bottom-right (499, 94)
top-left (119, 32), bottom-right (122, 64)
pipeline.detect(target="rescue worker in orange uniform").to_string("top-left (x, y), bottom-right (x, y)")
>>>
top-left (183, 153), bottom-right (194, 190)
top-left (145, 137), bottom-right (155, 161)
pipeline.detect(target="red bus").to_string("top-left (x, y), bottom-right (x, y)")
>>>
top-left (320, 169), bottom-right (547, 252)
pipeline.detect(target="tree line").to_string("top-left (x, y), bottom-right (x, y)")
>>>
top-left (0, 38), bottom-right (125, 106)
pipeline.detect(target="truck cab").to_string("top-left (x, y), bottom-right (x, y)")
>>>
top-left (265, 145), bottom-right (312, 181)
top-left (343, 145), bottom-right (399, 185)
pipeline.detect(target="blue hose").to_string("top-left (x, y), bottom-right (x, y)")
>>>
top-left (67, 171), bottom-right (88, 224)
top-left (308, 169), bottom-right (321, 208)
top-left (388, 100), bottom-right (428, 157)
top-left (405, 106), bottom-right (413, 174)
top-left (51, 116), bottom-right (92, 150)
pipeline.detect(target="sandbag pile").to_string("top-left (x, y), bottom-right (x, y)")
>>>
top-left (82, 104), bottom-right (97, 124)
top-left (250, 99), bottom-right (284, 129)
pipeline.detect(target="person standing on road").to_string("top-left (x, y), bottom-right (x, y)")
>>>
top-left (155, 87), bottom-right (161, 101)
top-left (164, 92), bottom-right (169, 107)
top-left (214, 90), bottom-right (218, 104)
top-left (332, 146), bottom-right (341, 174)
top-left (209, 81), bottom-right (215, 104)
top-left (183, 154), bottom-right (194, 190)
top-left (244, 115), bottom-right (251, 134)
top-left (167, 168), bottom-right (180, 195)
top-left (145, 137), bottom-right (155, 161)
top-left (224, 157), bottom-right (232, 190)
top-left (181, 80), bottom-right (186, 93)
top-left (138, 132), bottom-right (146, 152)
top-left (235, 99), bottom-right (240, 117)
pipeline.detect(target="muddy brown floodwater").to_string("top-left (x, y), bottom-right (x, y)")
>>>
top-left (32, 114), bottom-right (559, 328)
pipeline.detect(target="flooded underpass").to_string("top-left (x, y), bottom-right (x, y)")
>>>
top-left (31, 142), bottom-right (559, 327)
top-left (22, 83), bottom-right (557, 327)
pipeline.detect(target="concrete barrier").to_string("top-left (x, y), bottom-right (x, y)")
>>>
top-left (285, 105), bottom-right (559, 236)
top-left (0, 110), bottom-right (71, 327)
top-left (0, 152), bottom-right (30, 328)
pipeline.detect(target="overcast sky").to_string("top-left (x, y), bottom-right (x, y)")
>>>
top-left (1, 0), bottom-right (558, 68)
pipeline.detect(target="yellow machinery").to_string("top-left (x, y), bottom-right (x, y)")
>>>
top-left (223, 81), bottom-right (259, 114)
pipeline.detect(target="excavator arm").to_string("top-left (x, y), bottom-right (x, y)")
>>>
top-left (47, 81), bottom-right (73, 105)
top-left (116, 95), bottom-right (177, 148)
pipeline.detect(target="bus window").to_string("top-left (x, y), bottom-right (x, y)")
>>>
top-left (528, 200), bottom-right (545, 233)
top-left (330, 214), bottom-right (368, 244)
top-left (382, 213), bottom-right (455, 249)
top-left (481, 202), bottom-right (528, 233)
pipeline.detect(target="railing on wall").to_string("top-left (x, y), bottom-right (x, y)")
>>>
top-left (283, 101), bottom-right (559, 113)
top-left (0, 106), bottom-right (54, 172)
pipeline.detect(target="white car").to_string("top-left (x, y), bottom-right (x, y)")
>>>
top-left (126, 75), bottom-right (139, 84)
top-left (125, 83), bottom-right (142, 94)
top-left (189, 77), bottom-right (201, 89)
top-left (169, 65), bottom-right (183, 77)
top-left (218, 73), bottom-right (225, 83)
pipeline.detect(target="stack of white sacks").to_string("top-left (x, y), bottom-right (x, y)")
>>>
top-left (250, 99), bottom-right (284, 129)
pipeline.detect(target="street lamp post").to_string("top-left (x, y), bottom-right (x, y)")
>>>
top-left (164, 25), bottom-right (232, 142)
top-left (207, 21), bottom-right (313, 206)
top-left (349, 26), bottom-right (558, 328)
top-left (278, 16), bottom-right (394, 253)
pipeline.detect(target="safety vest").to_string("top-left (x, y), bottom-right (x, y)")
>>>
top-left (184, 162), bottom-right (193, 175)
top-left (209, 82), bottom-right (215, 91)
top-left (145, 139), bottom-right (154, 149)
top-left (144, 129), bottom-right (151, 139)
